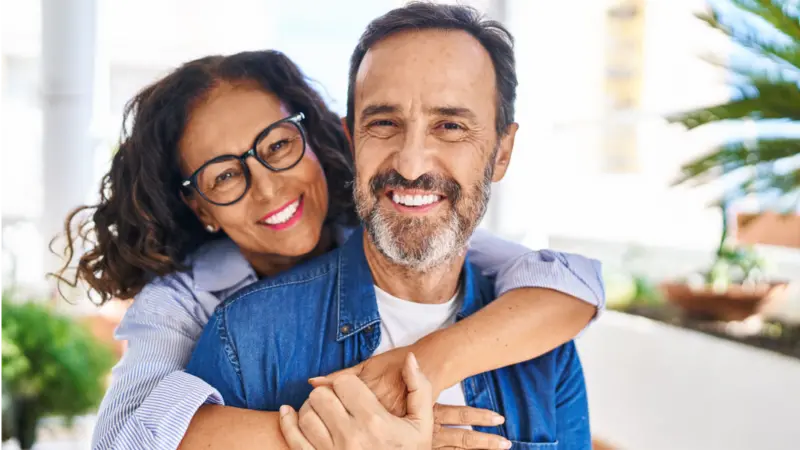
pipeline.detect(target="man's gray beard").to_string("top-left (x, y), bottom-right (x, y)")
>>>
top-left (356, 169), bottom-right (492, 272)
top-left (364, 208), bottom-right (464, 271)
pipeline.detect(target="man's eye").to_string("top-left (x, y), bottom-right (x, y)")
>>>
top-left (370, 120), bottom-right (396, 127)
top-left (441, 122), bottom-right (464, 131)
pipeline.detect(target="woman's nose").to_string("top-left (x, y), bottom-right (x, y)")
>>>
top-left (246, 158), bottom-right (281, 202)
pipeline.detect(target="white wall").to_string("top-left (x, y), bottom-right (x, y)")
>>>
top-left (501, 0), bottom-right (737, 251)
top-left (578, 311), bottom-right (800, 450)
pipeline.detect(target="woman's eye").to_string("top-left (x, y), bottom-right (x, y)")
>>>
top-left (269, 139), bottom-right (289, 152)
top-left (215, 172), bottom-right (234, 184)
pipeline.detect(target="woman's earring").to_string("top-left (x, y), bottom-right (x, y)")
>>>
top-left (205, 225), bottom-right (217, 233)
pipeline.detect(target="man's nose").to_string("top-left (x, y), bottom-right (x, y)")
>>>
top-left (393, 125), bottom-right (433, 182)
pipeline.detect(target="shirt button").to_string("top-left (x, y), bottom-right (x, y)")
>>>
top-left (340, 324), bottom-right (351, 333)
top-left (364, 325), bottom-right (374, 332)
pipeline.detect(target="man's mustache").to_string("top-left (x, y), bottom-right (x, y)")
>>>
top-left (369, 169), bottom-right (461, 203)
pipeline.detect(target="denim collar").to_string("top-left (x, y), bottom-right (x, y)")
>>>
top-left (334, 228), bottom-right (485, 341)
top-left (335, 229), bottom-right (380, 341)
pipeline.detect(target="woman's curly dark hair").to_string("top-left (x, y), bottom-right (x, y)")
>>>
top-left (52, 50), bottom-right (357, 305)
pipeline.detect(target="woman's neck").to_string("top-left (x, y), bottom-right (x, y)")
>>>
top-left (243, 226), bottom-right (334, 278)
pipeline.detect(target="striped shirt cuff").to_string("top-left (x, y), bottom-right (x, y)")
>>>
top-left (494, 250), bottom-right (605, 315)
top-left (114, 371), bottom-right (223, 450)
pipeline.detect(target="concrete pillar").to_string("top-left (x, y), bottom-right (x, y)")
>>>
top-left (40, 0), bottom-right (98, 296)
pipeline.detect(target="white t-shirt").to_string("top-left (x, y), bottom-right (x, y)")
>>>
top-left (373, 285), bottom-right (471, 429)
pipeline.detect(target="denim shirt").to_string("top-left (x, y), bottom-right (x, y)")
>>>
top-left (186, 230), bottom-right (591, 449)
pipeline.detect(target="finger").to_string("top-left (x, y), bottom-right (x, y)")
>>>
top-left (434, 404), bottom-right (505, 427)
top-left (402, 352), bottom-right (433, 423)
top-left (330, 373), bottom-right (387, 421)
top-left (432, 427), bottom-right (512, 450)
top-left (297, 401), bottom-right (334, 450)
top-left (307, 386), bottom-right (352, 443)
top-left (309, 364), bottom-right (362, 388)
top-left (279, 405), bottom-right (315, 450)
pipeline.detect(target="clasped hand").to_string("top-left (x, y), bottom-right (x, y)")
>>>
top-left (279, 347), bottom-right (511, 450)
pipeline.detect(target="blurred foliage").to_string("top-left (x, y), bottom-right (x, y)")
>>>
top-left (711, 243), bottom-right (766, 280)
top-left (2, 290), bottom-right (115, 448)
top-left (667, 0), bottom-right (800, 209)
top-left (603, 246), bottom-right (664, 310)
top-left (604, 270), bottom-right (663, 310)
top-left (699, 200), bottom-right (768, 287)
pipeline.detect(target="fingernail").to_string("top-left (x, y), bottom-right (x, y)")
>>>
top-left (409, 352), bottom-right (420, 370)
top-left (279, 405), bottom-right (290, 417)
top-left (499, 439), bottom-right (512, 449)
top-left (492, 414), bottom-right (505, 425)
top-left (308, 376), bottom-right (327, 384)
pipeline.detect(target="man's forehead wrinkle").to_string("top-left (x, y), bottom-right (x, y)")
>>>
top-left (354, 29), bottom-right (496, 125)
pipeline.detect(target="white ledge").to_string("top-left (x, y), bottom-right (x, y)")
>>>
top-left (577, 311), bottom-right (800, 450)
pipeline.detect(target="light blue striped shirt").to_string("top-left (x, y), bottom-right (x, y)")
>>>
top-left (92, 228), bottom-right (604, 450)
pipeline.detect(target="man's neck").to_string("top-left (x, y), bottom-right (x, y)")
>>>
top-left (363, 234), bottom-right (465, 304)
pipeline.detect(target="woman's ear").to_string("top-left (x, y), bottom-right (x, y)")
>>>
top-left (181, 191), bottom-right (217, 231)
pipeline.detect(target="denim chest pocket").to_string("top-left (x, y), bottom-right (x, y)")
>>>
top-left (510, 440), bottom-right (559, 449)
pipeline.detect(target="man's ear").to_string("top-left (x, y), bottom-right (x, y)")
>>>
top-left (341, 117), bottom-right (354, 156)
top-left (491, 122), bottom-right (518, 182)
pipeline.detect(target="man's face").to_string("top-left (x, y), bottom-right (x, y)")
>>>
top-left (352, 29), bottom-right (517, 270)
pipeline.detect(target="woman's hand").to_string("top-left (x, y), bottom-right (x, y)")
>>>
top-left (308, 347), bottom-right (510, 449)
top-left (310, 345), bottom-right (415, 416)
top-left (280, 353), bottom-right (433, 450)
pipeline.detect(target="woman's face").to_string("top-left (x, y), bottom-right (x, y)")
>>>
top-left (180, 82), bottom-right (329, 261)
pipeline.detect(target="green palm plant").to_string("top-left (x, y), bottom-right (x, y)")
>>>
top-left (667, 0), bottom-right (800, 208)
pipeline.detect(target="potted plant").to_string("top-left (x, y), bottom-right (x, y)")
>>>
top-left (660, 0), bottom-right (799, 320)
top-left (735, 211), bottom-right (800, 248)
top-left (0, 330), bottom-right (30, 442)
top-left (666, 0), bottom-right (799, 207)
top-left (1, 290), bottom-right (115, 449)
top-left (660, 202), bottom-right (787, 321)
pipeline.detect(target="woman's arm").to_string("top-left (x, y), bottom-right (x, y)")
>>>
top-left (415, 287), bottom-right (595, 394)
top-left (178, 405), bottom-right (288, 450)
top-left (179, 407), bottom-right (287, 449)
top-left (92, 277), bottom-right (291, 450)
top-left (418, 229), bottom-right (603, 393)
top-left (318, 231), bottom-right (604, 405)
top-left (91, 281), bottom-right (220, 449)
top-left (97, 270), bottom-right (509, 450)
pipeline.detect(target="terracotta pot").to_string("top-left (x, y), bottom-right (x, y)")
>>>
top-left (735, 212), bottom-right (800, 248)
top-left (660, 281), bottom-right (788, 322)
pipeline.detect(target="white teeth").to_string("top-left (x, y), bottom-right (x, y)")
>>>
top-left (391, 193), bottom-right (441, 207)
top-left (263, 199), bottom-right (300, 225)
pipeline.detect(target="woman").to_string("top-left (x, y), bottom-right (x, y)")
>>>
top-left (56, 50), bottom-right (603, 450)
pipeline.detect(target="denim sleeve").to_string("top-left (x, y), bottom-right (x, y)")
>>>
top-left (466, 228), bottom-right (605, 312)
top-left (185, 308), bottom-right (248, 408)
top-left (554, 342), bottom-right (592, 450)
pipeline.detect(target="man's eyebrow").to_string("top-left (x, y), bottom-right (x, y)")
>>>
top-left (429, 106), bottom-right (478, 121)
top-left (359, 104), bottom-right (399, 123)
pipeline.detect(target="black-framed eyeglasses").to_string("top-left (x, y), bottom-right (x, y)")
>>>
top-left (181, 113), bottom-right (307, 206)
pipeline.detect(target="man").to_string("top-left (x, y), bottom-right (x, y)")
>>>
top-left (186, 3), bottom-right (591, 449)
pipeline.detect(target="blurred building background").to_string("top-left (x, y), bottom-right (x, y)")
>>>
top-left (2, 0), bottom-right (799, 449)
